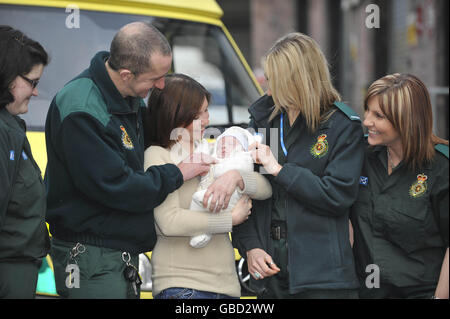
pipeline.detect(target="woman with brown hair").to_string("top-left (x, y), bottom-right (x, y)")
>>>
top-left (144, 73), bottom-right (272, 299)
top-left (350, 73), bottom-right (449, 299)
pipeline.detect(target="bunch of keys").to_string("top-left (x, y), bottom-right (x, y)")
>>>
top-left (122, 252), bottom-right (142, 296)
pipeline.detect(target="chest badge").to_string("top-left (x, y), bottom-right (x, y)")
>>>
top-left (120, 125), bottom-right (134, 150)
top-left (310, 134), bottom-right (328, 158)
top-left (409, 173), bottom-right (428, 198)
top-left (359, 176), bottom-right (369, 186)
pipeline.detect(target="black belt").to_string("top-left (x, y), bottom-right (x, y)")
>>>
top-left (270, 221), bottom-right (287, 240)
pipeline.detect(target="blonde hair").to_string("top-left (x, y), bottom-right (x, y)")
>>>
top-left (365, 73), bottom-right (448, 171)
top-left (264, 32), bottom-right (341, 132)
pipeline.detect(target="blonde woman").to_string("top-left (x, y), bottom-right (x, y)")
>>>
top-left (232, 32), bottom-right (365, 298)
top-left (350, 74), bottom-right (449, 299)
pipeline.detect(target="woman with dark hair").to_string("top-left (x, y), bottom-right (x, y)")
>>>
top-left (350, 73), bottom-right (449, 299)
top-left (0, 26), bottom-right (50, 298)
top-left (144, 73), bottom-right (272, 299)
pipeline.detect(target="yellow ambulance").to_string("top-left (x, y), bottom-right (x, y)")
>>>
top-left (0, 0), bottom-right (261, 298)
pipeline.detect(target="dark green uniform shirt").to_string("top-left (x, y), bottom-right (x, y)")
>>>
top-left (350, 144), bottom-right (449, 297)
top-left (0, 108), bottom-right (50, 261)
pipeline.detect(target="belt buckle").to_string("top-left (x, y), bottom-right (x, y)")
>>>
top-left (272, 226), bottom-right (281, 240)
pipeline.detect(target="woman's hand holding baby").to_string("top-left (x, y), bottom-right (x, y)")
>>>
top-left (231, 195), bottom-right (252, 226)
top-left (203, 170), bottom-right (244, 212)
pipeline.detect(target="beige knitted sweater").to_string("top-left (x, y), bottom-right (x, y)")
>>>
top-left (144, 145), bottom-right (272, 297)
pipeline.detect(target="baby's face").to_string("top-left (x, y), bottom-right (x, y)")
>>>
top-left (217, 136), bottom-right (244, 158)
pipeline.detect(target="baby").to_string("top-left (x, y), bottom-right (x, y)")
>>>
top-left (189, 126), bottom-right (257, 248)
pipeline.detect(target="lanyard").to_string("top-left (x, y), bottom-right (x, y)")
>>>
top-left (280, 113), bottom-right (288, 157)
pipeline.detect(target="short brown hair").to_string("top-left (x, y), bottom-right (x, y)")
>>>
top-left (109, 22), bottom-right (171, 75)
top-left (365, 73), bottom-right (448, 171)
top-left (144, 73), bottom-right (211, 149)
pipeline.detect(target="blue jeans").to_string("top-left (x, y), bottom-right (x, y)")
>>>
top-left (155, 287), bottom-right (238, 299)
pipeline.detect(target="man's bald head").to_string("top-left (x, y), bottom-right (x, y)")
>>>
top-left (109, 21), bottom-right (171, 75)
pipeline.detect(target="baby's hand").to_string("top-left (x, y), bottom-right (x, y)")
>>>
top-left (253, 133), bottom-right (263, 144)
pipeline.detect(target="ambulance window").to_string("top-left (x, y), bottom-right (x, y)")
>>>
top-left (169, 23), bottom-right (260, 127)
top-left (172, 40), bottom-right (228, 126)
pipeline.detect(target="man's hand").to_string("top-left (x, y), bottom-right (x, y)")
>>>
top-left (177, 153), bottom-right (217, 182)
top-left (203, 170), bottom-right (244, 212)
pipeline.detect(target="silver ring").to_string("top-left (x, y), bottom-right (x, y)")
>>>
top-left (254, 271), bottom-right (262, 279)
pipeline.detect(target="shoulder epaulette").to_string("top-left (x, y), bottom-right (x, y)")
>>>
top-left (333, 101), bottom-right (361, 122)
top-left (435, 144), bottom-right (449, 159)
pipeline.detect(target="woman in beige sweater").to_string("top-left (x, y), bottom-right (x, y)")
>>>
top-left (143, 74), bottom-right (272, 299)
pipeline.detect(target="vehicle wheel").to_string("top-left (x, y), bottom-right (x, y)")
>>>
top-left (237, 257), bottom-right (255, 295)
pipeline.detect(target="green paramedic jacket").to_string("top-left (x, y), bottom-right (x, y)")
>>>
top-left (233, 95), bottom-right (365, 294)
top-left (0, 108), bottom-right (49, 261)
top-left (45, 51), bottom-right (183, 254)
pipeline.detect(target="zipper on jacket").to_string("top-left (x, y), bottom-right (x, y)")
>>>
top-left (136, 114), bottom-right (140, 140)
top-left (285, 198), bottom-right (290, 275)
